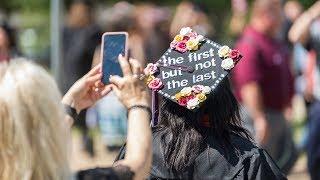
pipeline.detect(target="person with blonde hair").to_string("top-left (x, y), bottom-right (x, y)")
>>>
top-left (0, 59), bottom-right (70, 180)
top-left (0, 56), bottom-right (152, 180)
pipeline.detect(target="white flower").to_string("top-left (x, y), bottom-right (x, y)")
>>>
top-left (196, 35), bottom-right (205, 42)
top-left (180, 87), bottom-right (193, 96)
top-left (180, 27), bottom-right (192, 36)
top-left (221, 58), bottom-right (235, 70)
top-left (187, 98), bottom-right (200, 109)
top-left (218, 45), bottom-right (231, 58)
top-left (203, 86), bottom-right (211, 94)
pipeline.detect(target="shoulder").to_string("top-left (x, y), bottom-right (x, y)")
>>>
top-left (230, 134), bottom-right (258, 153)
top-left (196, 134), bottom-right (259, 167)
top-left (193, 135), bottom-right (286, 179)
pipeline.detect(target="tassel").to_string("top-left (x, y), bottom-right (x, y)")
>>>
top-left (151, 90), bottom-right (159, 127)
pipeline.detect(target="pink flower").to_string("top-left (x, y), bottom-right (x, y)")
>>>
top-left (230, 49), bottom-right (241, 61)
top-left (192, 85), bottom-right (204, 93)
top-left (188, 31), bottom-right (198, 39)
top-left (186, 95), bottom-right (195, 101)
top-left (178, 97), bottom-right (188, 106)
top-left (182, 35), bottom-right (190, 42)
top-left (144, 63), bottom-right (158, 75)
top-left (148, 78), bottom-right (163, 91)
top-left (170, 40), bottom-right (177, 49)
top-left (175, 41), bottom-right (187, 53)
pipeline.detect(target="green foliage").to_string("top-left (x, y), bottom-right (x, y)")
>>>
top-left (1, 0), bottom-right (318, 14)
top-left (0, 0), bottom-right (50, 12)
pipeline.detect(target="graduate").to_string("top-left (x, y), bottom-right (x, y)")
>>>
top-left (117, 27), bottom-right (286, 179)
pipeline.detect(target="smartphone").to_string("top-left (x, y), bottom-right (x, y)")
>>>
top-left (101, 32), bottom-right (128, 84)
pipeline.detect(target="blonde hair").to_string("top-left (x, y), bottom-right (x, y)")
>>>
top-left (0, 59), bottom-right (70, 180)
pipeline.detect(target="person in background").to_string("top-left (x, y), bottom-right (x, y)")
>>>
top-left (170, 1), bottom-right (213, 40)
top-left (228, 0), bottom-right (248, 39)
top-left (232, 0), bottom-right (297, 174)
top-left (0, 57), bottom-right (152, 180)
top-left (133, 3), bottom-right (170, 62)
top-left (0, 22), bottom-right (19, 62)
top-left (62, 0), bottom-right (101, 156)
top-left (288, 1), bottom-right (320, 179)
top-left (280, 0), bottom-right (303, 46)
top-left (281, 0), bottom-right (310, 153)
top-left (104, 2), bottom-right (146, 64)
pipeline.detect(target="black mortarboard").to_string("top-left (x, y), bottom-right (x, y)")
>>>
top-left (143, 27), bottom-right (242, 124)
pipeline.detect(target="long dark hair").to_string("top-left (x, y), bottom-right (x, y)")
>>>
top-left (0, 22), bottom-right (17, 49)
top-left (155, 79), bottom-right (251, 173)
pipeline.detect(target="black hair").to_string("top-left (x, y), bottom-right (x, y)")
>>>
top-left (155, 78), bottom-right (251, 173)
top-left (0, 22), bottom-right (17, 49)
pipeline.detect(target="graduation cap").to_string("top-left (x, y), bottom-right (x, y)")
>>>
top-left (143, 27), bottom-right (242, 125)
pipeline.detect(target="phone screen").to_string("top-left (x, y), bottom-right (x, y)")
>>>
top-left (101, 33), bottom-right (127, 84)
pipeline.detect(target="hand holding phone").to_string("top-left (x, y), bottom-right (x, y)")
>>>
top-left (101, 32), bottom-right (128, 84)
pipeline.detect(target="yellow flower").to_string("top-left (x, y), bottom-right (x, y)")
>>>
top-left (186, 39), bottom-right (199, 50)
top-left (174, 35), bottom-right (183, 42)
top-left (218, 45), bottom-right (231, 58)
top-left (196, 93), bottom-right (207, 102)
top-left (144, 75), bottom-right (155, 85)
top-left (180, 87), bottom-right (192, 96)
top-left (175, 92), bottom-right (184, 100)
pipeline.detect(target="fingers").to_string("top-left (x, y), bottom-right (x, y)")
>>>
top-left (118, 54), bottom-right (132, 77)
top-left (109, 84), bottom-right (121, 97)
top-left (129, 58), bottom-right (142, 75)
top-left (86, 73), bottom-right (102, 85)
top-left (87, 63), bottom-right (102, 77)
top-left (91, 89), bottom-right (101, 101)
top-left (100, 84), bottom-right (113, 97)
top-left (95, 81), bottom-right (104, 88)
top-left (109, 75), bottom-right (125, 88)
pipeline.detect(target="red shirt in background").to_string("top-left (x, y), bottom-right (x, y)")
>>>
top-left (232, 26), bottom-right (294, 110)
top-left (0, 53), bottom-right (9, 62)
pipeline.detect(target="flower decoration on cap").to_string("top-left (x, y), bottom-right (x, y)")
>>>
top-left (143, 63), bottom-right (164, 91)
top-left (180, 87), bottom-right (193, 96)
top-left (180, 27), bottom-right (192, 36)
top-left (221, 58), bottom-right (235, 70)
top-left (187, 98), bottom-right (200, 109)
top-left (170, 27), bottom-right (205, 53)
top-left (144, 63), bottom-right (159, 75)
top-left (230, 49), bottom-right (241, 61)
top-left (174, 85), bottom-right (211, 109)
top-left (218, 46), bottom-right (231, 58)
top-left (218, 45), bottom-right (242, 70)
top-left (144, 75), bottom-right (155, 84)
top-left (148, 78), bottom-right (164, 91)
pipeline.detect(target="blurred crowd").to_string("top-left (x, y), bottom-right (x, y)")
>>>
top-left (1, 0), bottom-right (320, 179)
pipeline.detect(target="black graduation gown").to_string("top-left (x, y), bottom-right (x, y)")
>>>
top-left (151, 130), bottom-right (287, 180)
top-left (116, 129), bottom-right (287, 180)
top-left (77, 166), bottom-right (134, 180)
